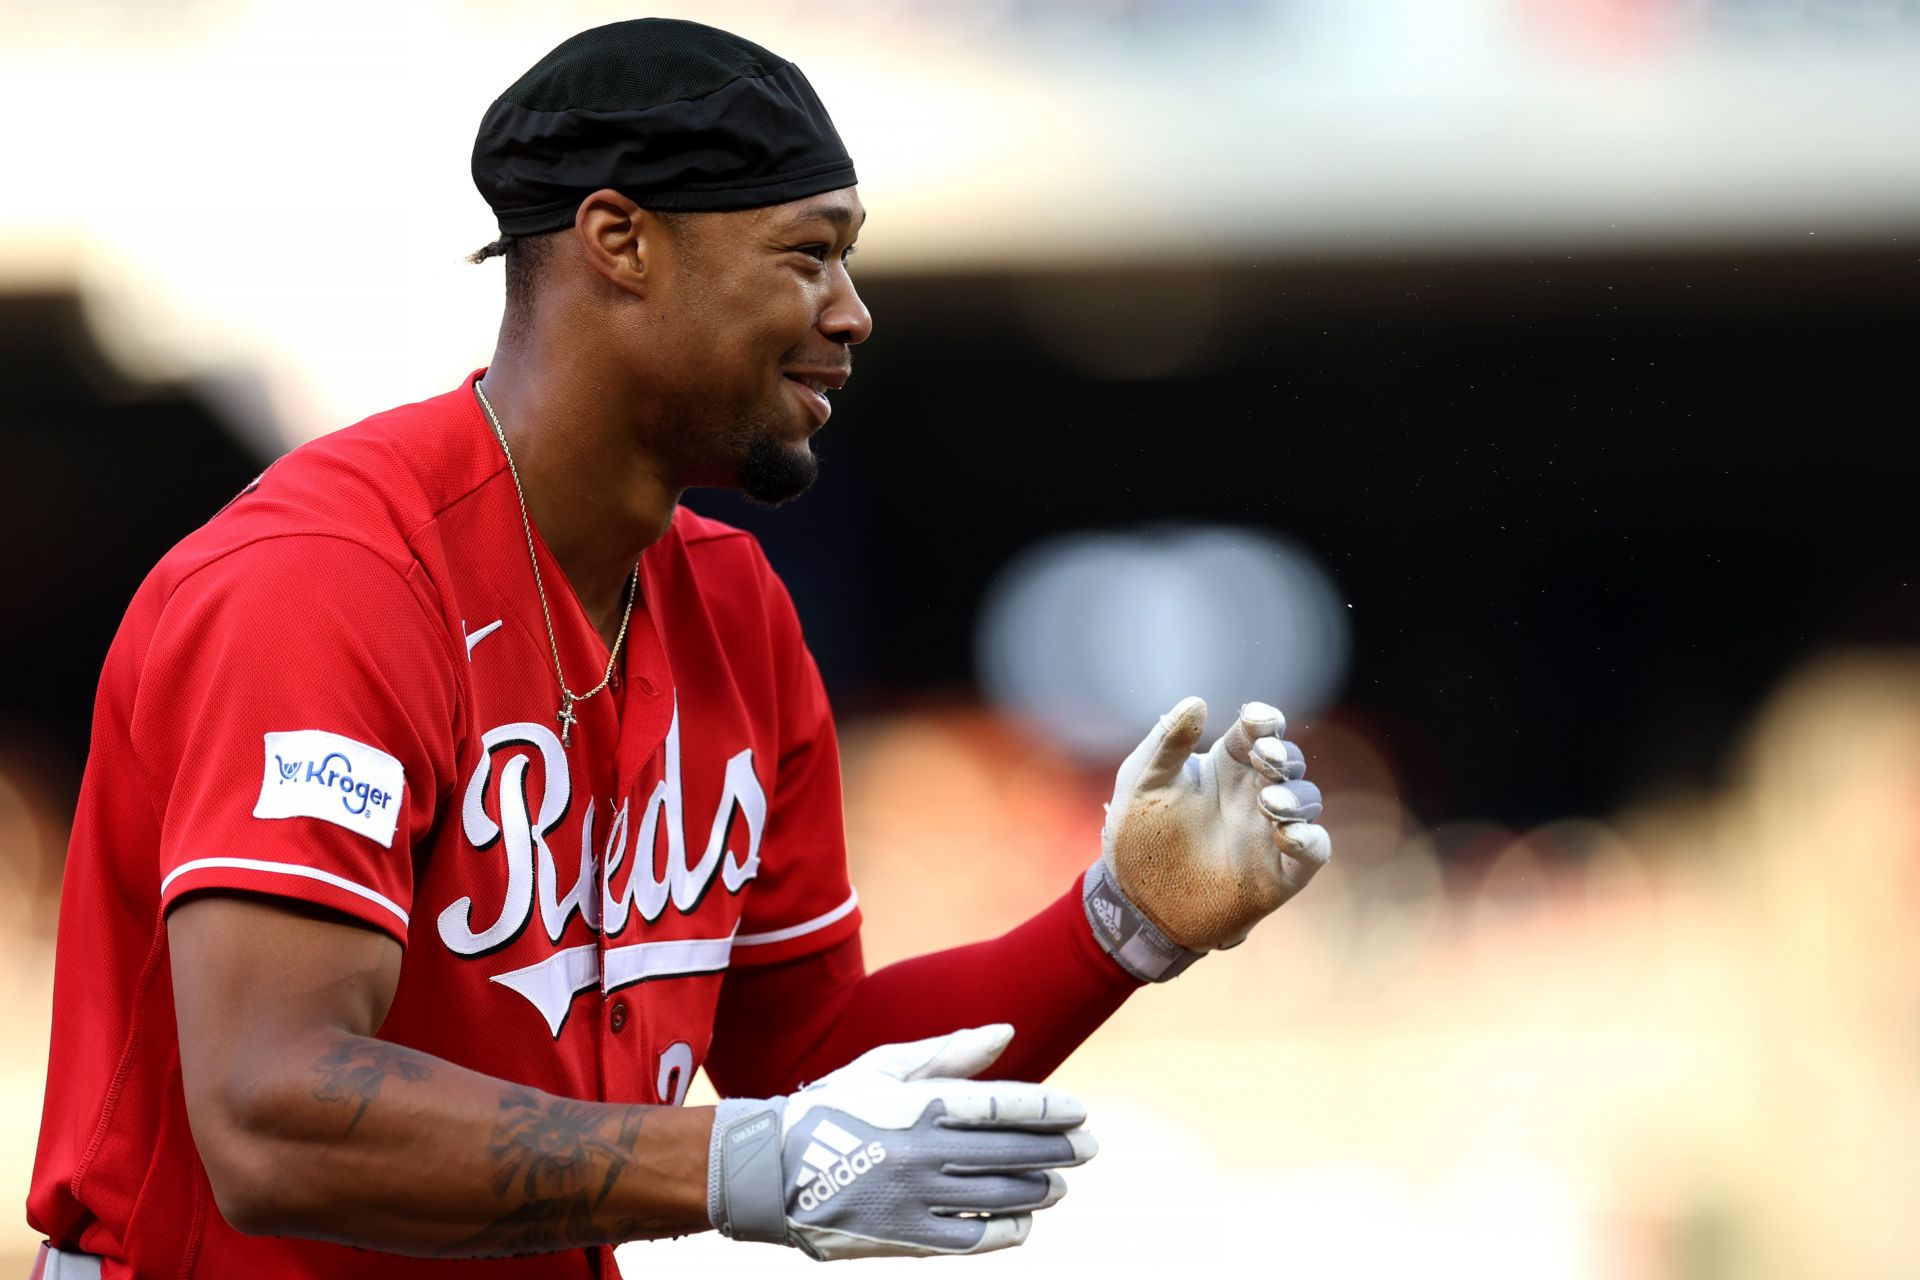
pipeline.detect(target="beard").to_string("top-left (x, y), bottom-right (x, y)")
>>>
top-left (730, 405), bottom-right (821, 507)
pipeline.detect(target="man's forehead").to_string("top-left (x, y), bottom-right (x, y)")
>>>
top-left (775, 190), bottom-right (866, 232)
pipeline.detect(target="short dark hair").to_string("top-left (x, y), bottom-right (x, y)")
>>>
top-left (468, 210), bottom-right (697, 326)
top-left (468, 231), bottom-right (559, 327)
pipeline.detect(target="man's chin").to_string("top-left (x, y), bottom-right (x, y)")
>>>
top-left (737, 435), bottom-right (819, 507)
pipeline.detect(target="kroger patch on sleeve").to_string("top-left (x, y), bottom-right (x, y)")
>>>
top-left (254, 730), bottom-right (407, 848)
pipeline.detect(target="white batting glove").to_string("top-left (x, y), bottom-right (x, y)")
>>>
top-left (707, 1024), bottom-right (1096, 1261)
top-left (1084, 697), bottom-right (1333, 980)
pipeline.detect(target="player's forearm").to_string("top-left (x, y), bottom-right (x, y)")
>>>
top-left (202, 1029), bottom-right (711, 1257)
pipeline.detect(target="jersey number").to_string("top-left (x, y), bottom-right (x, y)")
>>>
top-left (656, 1041), bottom-right (694, 1107)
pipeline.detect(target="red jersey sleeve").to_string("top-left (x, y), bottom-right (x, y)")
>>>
top-left (726, 548), bottom-right (861, 967)
top-left (706, 882), bottom-right (1140, 1098)
top-left (134, 535), bottom-right (461, 945)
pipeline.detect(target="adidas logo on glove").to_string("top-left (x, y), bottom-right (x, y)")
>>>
top-left (794, 1117), bottom-right (887, 1213)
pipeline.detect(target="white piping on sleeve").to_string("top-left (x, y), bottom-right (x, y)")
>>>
top-left (160, 856), bottom-right (410, 929)
top-left (731, 888), bottom-right (860, 948)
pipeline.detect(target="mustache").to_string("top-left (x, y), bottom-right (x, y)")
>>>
top-left (782, 352), bottom-right (853, 377)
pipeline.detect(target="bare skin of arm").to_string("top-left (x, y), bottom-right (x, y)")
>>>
top-left (168, 894), bottom-right (714, 1258)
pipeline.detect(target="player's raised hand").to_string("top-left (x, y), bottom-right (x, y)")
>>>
top-left (707, 1024), bottom-right (1095, 1260)
top-left (1084, 697), bottom-right (1332, 978)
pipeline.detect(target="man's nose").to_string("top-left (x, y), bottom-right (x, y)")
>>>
top-left (822, 273), bottom-right (873, 346)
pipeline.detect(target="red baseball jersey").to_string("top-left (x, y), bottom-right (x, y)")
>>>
top-left (29, 373), bottom-right (861, 1278)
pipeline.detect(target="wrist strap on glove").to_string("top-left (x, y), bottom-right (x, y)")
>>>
top-left (1081, 858), bottom-right (1205, 983)
top-left (709, 1098), bottom-right (788, 1245)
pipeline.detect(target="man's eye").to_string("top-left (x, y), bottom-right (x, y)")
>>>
top-left (795, 244), bottom-right (830, 263)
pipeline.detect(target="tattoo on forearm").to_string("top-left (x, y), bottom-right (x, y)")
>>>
top-left (440, 1088), bottom-right (653, 1257)
top-left (310, 1039), bottom-right (434, 1136)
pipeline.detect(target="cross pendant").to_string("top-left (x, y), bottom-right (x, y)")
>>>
top-left (557, 696), bottom-right (578, 747)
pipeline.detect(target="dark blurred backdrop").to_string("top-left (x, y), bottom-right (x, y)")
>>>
top-left (5, 244), bottom-right (1914, 830)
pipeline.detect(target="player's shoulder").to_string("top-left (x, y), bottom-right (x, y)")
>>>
top-left (129, 376), bottom-right (492, 642)
top-left (672, 505), bottom-right (756, 549)
top-left (660, 506), bottom-right (806, 632)
top-left (669, 505), bottom-right (778, 577)
top-left (660, 509), bottom-right (817, 694)
top-left (164, 377), bottom-right (492, 582)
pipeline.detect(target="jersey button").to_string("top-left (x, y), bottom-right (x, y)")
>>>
top-left (636, 675), bottom-right (658, 697)
top-left (609, 999), bottom-right (630, 1034)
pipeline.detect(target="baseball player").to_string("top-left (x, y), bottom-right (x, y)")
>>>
top-left (27, 19), bottom-right (1331, 1279)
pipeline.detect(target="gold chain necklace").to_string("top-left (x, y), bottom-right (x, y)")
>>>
top-left (474, 380), bottom-right (637, 747)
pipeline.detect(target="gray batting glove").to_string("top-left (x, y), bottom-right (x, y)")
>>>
top-left (708, 1024), bottom-right (1095, 1260)
top-left (1085, 697), bottom-right (1333, 980)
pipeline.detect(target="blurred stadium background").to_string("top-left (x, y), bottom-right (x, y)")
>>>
top-left (2, 0), bottom-right (1917, 1276)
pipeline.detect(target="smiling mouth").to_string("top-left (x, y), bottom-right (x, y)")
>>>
top-left (782, 372), bottom-right (837, 425)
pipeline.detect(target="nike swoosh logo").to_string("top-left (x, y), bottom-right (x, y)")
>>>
top-left (463, 619), bottom-right (504, 659)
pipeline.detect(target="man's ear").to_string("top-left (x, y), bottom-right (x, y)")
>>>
top-left (574, 188), bottom-right (661, 297)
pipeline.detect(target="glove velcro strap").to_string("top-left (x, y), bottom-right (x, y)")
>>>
top-left (1082, 859), bottom-right (1205, 983)
top-left (709, 1098), bottom-right (789, 1245)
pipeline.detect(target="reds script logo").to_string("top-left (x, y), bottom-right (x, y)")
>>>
top-left (436, 698), bottom-right (765, 1035)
